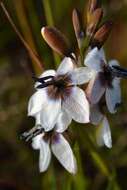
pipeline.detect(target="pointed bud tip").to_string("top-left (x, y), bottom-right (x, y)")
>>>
top-left (41, 26), bottom-right (46, 38)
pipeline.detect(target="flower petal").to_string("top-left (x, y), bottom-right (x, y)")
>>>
top-left (86, 73), bottom-right (105, 104)
top-left (32, 134), bottom-right (43, 149)
top-left (90, 104), bottom-right (103, 125)
top-left (39, 139), bottom-right (51, 172)
top-left (34, 70), bottom-right (56, 89)
top-left (71, 67), bottom-right (94, 85)
top-left (55, 110), bottom-right (72, 133)
top-left (28, 89), bottom-right (47, 116)
top-left (35, 112), bottom-right (41, 125)
top-left (63, 87), bottom-right (89, 123)
top-left (85, 47), bottom-right (106, 71)
top-left (57, 57), bottom-right (74, 75)
top-left (106, 78), bottom-right (121, 113)
top-left (32, 135), bottom-right (51, 172)
top-left (40, 99), bottom-right (61, 131)
top-left (51, 134), bottom-right (77, 174)
top-left (96, 116), bottom-right (112, 148)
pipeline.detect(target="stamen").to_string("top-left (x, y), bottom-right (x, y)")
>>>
top-left (36, 80), bottom-right (54, 89)
top-left (20, 125), bottom-right (44, 141)
top-left (32, 75), bottom-right (54, 83)
top-left (109, 65), bottom-right (127, 78)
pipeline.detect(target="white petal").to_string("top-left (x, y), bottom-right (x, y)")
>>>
top-left (35, 112), bottom-right (41, 125)
top-left (28, 89), bottom-right (47, 116)
top-left (106, 78), bottom-right (121, 113)
top-left (71, 67), bottom-right (94, 85)
top-left (51, 134), bottom-right (77, 174)
top-left (57, 57), bottom-right (74, 75)
top-left (32, 134), bottom-right (43, 150)
top-left (40, 99), bottom-right (61, 131)
top-left (63, 87), bottom-right (89, 123)
top-left (39, 139), bottom-right (51, 172)
top-left (55, 110), bottom-right (72, 133)
top-left (96, 116), bottom-right (112, 148)
top-left (90, 104), bottom-right (103, 125)
top-left (85, 47), bottom-right (106, 72)
top-left (86, 73), bottom-right (105, 104)
top-left (34, 70), bottom-right (56, 89)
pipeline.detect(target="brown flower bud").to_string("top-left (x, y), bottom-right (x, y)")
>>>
top-left (41, 26), bottom-right (71, 57)
top-left (91, 21), bottom-right (113, 48)
top-left (87, 0), bottom-right (100, 22)
top-left (88, 0), bottom-right (100, 13)
top-left (87, 8), bottom-right (103, 37)
top-left (72, 9), bottom-right (84, 44)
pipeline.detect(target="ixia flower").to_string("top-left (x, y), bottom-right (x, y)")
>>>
top-left (32, 124), bottom-right (77, 174)
top-left (85, 47), bottom-right (121, 113)
top-left (28, 57), bottom-right (92, 131)
top-left (90, 104), bottom-right (112, 148)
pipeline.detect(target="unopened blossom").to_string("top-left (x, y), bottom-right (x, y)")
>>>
top-left (28, 57), bottom-right (93, 131)
top-left (32, 123), bottom-right (77, 174)
top-left (90, 104), bottom-right (112, 148)
top-left (84, 47), bottom-right (121, 113)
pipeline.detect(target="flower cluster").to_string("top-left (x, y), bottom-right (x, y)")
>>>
top-left (22, 0), bottom-right (124, 174)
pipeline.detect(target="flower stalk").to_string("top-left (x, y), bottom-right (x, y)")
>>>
top-left (0, 1), bottom-right (43, 75)
top-left (42, 0), bottom-right (61, 67)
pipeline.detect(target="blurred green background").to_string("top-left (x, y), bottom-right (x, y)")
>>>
top-left (1, 0), bottom-right (127, 189)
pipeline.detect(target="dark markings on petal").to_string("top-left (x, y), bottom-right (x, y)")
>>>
top-left (52, 133), bottom-right (60, 144)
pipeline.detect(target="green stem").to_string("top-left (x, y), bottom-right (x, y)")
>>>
top-left (42, 0), bottom-right (60, 68)
top-left (0, 1), bottom-right (43, 75)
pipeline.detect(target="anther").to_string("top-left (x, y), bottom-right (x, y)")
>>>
top-left (20, 125), bottom-right (44, 141)
top-left (109, 65), bottom-right (127, 78)
top-left (32, 75), bottom-right (54, 83)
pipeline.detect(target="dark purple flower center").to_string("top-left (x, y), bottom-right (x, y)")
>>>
top-left (37, 74), bottom-right (74, 100)
top-left (43, 130), bottom-right (60, 145)
top-left (103, 65), bottom-right (113, 87)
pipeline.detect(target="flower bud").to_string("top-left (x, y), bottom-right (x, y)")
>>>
top-left (86, 8), bottom-right (103, 37)
top-left (41, 26), bottom-right (71, 57)
top-left (88, 0), bottom-right (99, 13)
top-left (91, 21), bottom-right (113, 48)
top-left (72, 9), bottom-right (84, 48)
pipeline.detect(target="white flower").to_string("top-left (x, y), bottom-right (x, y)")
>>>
top-left (90, 104), bottom-right (112, 148)
top-left (32, 124), bottom-right (77, 174)
top-left (85, 47), bottom-right (121, 114)
top-left (96, 115), bottom-right (112, 149)
top-left (28, 57), bottom-right (92, 131)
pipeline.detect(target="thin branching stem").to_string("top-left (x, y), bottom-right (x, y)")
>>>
top-left (0, 1), bottom-right (43, 73)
